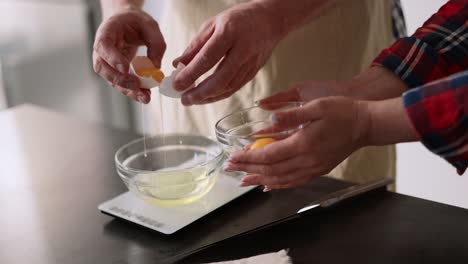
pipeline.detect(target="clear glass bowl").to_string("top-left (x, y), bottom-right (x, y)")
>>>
top-left (115, 134), bottom-right (224, 206)
top-left (215, 102), bottom-right (306, 153)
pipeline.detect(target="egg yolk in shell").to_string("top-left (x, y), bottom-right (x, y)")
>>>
top-left (135, 68), bottom-right (165, 82)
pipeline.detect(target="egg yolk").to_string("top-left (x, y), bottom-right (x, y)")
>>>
top-left (250, 138), bottom-right (276, 150)
top-left (135, 68), bottom-right (165, 82)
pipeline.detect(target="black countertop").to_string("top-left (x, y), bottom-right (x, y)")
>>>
top-left (1, 104), bottom-right (467, 264)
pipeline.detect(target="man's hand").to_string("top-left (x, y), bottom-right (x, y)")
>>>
top-left (172, 2), bottom-right (285, 106)
top-left (93, 7), bottom-right (166, 103)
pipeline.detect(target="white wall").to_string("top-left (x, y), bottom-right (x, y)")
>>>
top-left (0, 62), bottom-right (6, 110)
top-left (0, 2), bottom-right (104, 123)
top-left (396, 0), bottom-right (468, 209)
top-left (401, 0), bottom-right (447, 34)
top-left (0, 2), bottom-right (135, 130)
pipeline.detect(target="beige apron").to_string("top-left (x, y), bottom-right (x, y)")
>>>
top-left (149, 0), bottom-right (396, 184)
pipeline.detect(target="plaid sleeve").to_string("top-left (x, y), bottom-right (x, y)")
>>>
top-left (403, 71), bottom-right (468, 174)
top-left (373, 0), bottom-right (468, 88)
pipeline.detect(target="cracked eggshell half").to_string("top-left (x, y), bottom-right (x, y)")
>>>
top-left (159, 63), bottom-right (194, 98)
top-left (129, 56), bottom-right (161, 89)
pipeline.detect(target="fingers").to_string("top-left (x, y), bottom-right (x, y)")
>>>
top-left (229, 135), bottom-right (298, 165)
top-left (240, 170), bottom-right (315, 187)
top-left (271, 102), bottom-right (321, 129)
top-left (182, 53), bottom-right (252, 105)
top-left (135, 88), bottom-right (151, 104)
top-left (95, 53), bottom-right (151, 103)
top-left (93, 51), bottom-right (140, 90)
top-left (257, 80), bottom-right (336, 109)
top-left (173, 21), bottom-right (215, 67)
top-left (140, 19), bottom-right (166, 68)
top-left (227, 155), bottom-right (306, 177)
top-left (94, 37), bottom-right (130, 73)
top-left (109, 81), bottom-right (151, 104)
top-left (95, 12), bottom-right (166, 70)
top-left (92, 11), bottom-right (162, 104)
top-left (208, 60), bottom-right (256, 103)
top-left (180, 54), bottom-right (237, 105)
top-left (173, 31), bottom-right (231, 92)
top-left (257, 86), bottom-right (302, 110)
top-left (190, 89), bottom-right (236, 105)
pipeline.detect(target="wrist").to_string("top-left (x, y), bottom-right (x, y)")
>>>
top-left (354, 100), bottom-right (373, 148)
top-left (249, 0), bottom-right (290, 40)
top-left (253, 0), bottom-right (335, 39)
top-left (101, 0), bottom-right (143, 19)
top-left (365, 98), bottom-right (420, 146)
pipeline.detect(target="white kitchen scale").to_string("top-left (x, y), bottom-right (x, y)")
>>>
top-left (98, 172), bottom-right (257, 235)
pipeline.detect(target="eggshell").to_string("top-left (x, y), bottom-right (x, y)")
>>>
top-left (129, 56), bottom-right (161, 89)
top-left (129, 57), bottom-right (195, 98)
top-left (159, 63), bottom-right (194, 98)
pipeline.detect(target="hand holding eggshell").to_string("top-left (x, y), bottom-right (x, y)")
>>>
top-left (130, 56), bottom-right (165, 89)
top-left (159, 63), bottom-right (195, 98)
top-left (172, 2), bottom-right (284, 106)
top-left (130, 57), bottom-right (193, 99)
top-left (92, 8), bottom-right (166, 104)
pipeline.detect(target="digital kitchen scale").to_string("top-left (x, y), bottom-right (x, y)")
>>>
top-left (99, 172), bottom-right (257, 234)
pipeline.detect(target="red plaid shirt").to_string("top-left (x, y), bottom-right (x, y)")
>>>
top-left (373, 0), bottom-right (468, 174)
top-left (403, 71), bottom-right (467, 174)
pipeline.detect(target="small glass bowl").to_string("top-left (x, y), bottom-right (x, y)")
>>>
top-left (115, 134), bottom-right (224, 206)
top-left (215, 102), bottom-right (306, 153)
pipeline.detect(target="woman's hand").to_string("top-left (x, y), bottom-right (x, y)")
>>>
top-left (226, 96), bottom-right (371, 191)
top-left (93, 7), bottom-right (166, 103)
top-left (257, 80), bottom-right (346, 106)
top-left (257, 66), bottom-right (410, 108)
top-left (172, 2), bottom-right (285, 106)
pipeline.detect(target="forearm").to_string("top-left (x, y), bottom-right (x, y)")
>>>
top-left (254, 0), bottom-right (336, 38)
top-left (100, 0), bottom-right (144, 19)
top-left (362, 97), bottom-right (419, 146)
top-left (342, 67), bottom-right (409, 101)
top-left (372, 0), bottom-right (468, 88)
